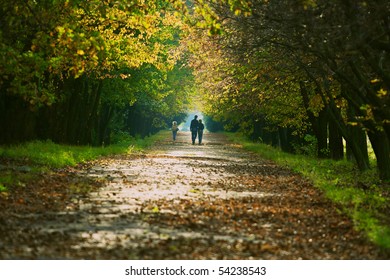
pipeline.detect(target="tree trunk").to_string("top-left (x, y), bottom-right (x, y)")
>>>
top-left (0, 94), bottom-right (36, 144)
top-left (84, 79), bottom-right (103, 145)
top-left (346, 125), bottom-right (368, 164)
top-left (367, 130), bottom-right (390, 180)
top-left (324, 92), bottom-right (370, 171)
top-left (329, 114), bottom-right (344, 160)
top-left (345, 104), bottom-right (369, 165)
top-left (278, 127), bottom-right (294, 153)
top-left (299, 81), bottom-right (329, 158)
top-left (97, 103), bottom-right (114, 146)
top-left (317, 108), bottom-right (329, 158)
top-left (63, 77), bottom-right (83, 144)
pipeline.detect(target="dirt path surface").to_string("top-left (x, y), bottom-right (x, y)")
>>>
top-left (0, 132), bottom-right (386, 259)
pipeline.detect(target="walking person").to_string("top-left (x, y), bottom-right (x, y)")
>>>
top-left (190, 115), bottom-right (199, 145)
top-left (198, 119), bottom-right (205, 145)
top-left (171, 121), bottom-right (179, 142)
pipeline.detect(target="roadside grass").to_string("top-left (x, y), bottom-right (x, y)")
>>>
top-left (0, 132), bottom-right (164, 169)
top-left (227, 132), bottom-right (390, 249)
top-left (0, 131), bottom-right (167, 193)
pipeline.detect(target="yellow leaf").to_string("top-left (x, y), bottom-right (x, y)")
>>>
top-left (377, 88), bottom-right (387, 96)
top-left (370, 78), bottom-right (380, 84)
top-left (77, 50), bottom-right (85, 55)
top-left (152, 206), bottom-right (159, 213)
top-left (56, 26), bottom-right (65, 35)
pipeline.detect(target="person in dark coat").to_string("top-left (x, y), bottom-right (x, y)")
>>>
top-left (190, 115), bottom-right (199, 145)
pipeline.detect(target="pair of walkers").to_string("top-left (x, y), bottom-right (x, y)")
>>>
top-left (190, 115), bottom-right (204, 145)
top-left (171, 115), bottom-right (205, 145)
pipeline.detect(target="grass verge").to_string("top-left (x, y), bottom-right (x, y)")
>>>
top-left (0, 132), bottom-right (165, 168)
top-left (0, 131), bottom-right (167, 192)
top-left (227, 132), bottom-right (390, 249)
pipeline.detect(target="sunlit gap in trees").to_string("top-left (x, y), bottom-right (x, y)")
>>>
top-left (178, 89), bottom-right (206, 131)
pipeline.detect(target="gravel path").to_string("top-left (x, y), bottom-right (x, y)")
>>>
top-left (0, 132), bottom-right (386, 259)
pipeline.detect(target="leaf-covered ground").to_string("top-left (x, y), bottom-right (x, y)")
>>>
top-left (0, 132), bottom-right (388, 259)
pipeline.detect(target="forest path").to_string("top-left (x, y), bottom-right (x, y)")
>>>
top-left (0, 132), bottom-right (384, 259)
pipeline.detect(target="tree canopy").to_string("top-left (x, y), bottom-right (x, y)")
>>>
top-left (184, 0), bottom-right (390, 180)
top-left (0, 0), bottom-right (191, 144)
top-left (1, 0), bottom-right (390, 180)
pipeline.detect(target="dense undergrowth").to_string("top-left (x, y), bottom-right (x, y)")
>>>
top-left (227, 133), bottom-right (390, 249)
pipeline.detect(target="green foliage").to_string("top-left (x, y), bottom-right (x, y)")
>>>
top-left (185, 14), bottom-right (309, 140)
top-left (113, 61), bottom-right (193, 137)
top-left (204, 115), bottom-right (224, 132)
top-left (0, 173), bottom-right (14, 188)
top-left (228, 132), bottom-right (390, 249)
top-left (293, 134), bottom-right (317, 156)
top-left (184, 0), bottom-right (390, 180)
top-left (0, 0), bottom-right (195, 146)
top-left (0, 183), bottom-right (7, 192)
